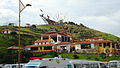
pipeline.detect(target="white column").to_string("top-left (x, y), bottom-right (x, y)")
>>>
top-left (91, 44), bottom-right (94, 48)
top-left (41, 36), bottom-right (43, 40)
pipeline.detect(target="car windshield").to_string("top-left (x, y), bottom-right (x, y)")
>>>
top-left (26, 66), bottom-right (37, 68)
top-left (109, 62), bottom-right (117, 67)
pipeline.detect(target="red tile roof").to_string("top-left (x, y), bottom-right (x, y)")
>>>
top-left (34, 40), bottom-right (50, 43)
top-left (7, 46), bottom-right (23, 50)
top-left (26, 44), bottom-right (55, 47)
top-left (76, 40), bottom-right (112, 44)
top-left (56, 42), bottom-right (71, 45)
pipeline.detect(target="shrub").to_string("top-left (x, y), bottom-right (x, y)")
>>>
top-left (73, 54), bottom-right (79, 59)
top-left (10, 31), bottom-right (17, 35)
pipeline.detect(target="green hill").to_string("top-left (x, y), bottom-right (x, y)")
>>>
top-left (36, 22), bottom-right (120, 42)
top-left (0, 22), bottom-right (120, 63)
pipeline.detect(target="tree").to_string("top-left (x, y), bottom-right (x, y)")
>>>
top-left (31, 25), bottom-right (36, 28)
top-left (68, 22), bottom-right (75, 25)
top-left (8, 23), bottom-right (14, 26)
top-left (10, 31), bottom-right (17, 35)
top-left (73, 54), bottom-right (79, 59)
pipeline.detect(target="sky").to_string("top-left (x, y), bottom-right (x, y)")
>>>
top-left (0, 0), bottom-right (120, 37)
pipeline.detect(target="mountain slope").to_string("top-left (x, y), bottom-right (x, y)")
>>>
top-left (36, 23), bottom-right (120, 42)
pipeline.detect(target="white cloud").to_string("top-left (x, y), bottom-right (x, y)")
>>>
top-left (0, 0), bottom-right (120, 37)
top-left (80, 11), bottom-right (120, 37)
top-left (0, 9), bottom-right (18, 25)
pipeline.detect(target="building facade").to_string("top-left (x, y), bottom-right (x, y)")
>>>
top-left (8, 31), bottom-right (115, 54)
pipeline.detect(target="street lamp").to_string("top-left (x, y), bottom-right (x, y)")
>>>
top-left (18, 0), bottom-right (31, 68)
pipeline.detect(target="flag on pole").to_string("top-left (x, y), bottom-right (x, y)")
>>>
top-left (19, 0), bottom-right (25, 13)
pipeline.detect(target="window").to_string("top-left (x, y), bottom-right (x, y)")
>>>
top-left (67, 64), bottom-right (72, 68)
top-left (109, 62), bottom-right (117, 67)
top-left (81, 44), bottom-right (91, 49)
top-left (99, 43), bottom-right (102, 47)
top-left (104, 43), bottom-right (110, 48)
top-left (12, 65), bottom-right (17, 68)
top-left (44, 46), bottom-right (52, 50)
top-left (91, 63), bottom-right (99, 68)
top-left (83, 64), bottom-right (91, 68)
top-left (26, 66), bottom-right (37, 68)
top-left (31, 47), bottom-right (38, 51)
top-left (74, 64), bottom-right (82, 68)
top-left (39, 66), bottom-right (47, 68)
top-left (58, 37), bottom-right (62, 41)
top-left (6, 66), bottom-right (11, 68)
top-left (37, 43), bottom-right (39, 45)
top-left (62, 36), bottom-right (65, 42)
top-left (100, 63), bottom-right (107, 68)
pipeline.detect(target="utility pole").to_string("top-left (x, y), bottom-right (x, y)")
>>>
top-left (18, 0), bottom-right (31, 68)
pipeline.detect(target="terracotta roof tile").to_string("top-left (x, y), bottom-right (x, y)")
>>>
top-left (76, 40), bottom-right (112, 44)
top-left (26, 44), bottom-right (55, 47)
top-left (7, 46), bottom-right (23, 50)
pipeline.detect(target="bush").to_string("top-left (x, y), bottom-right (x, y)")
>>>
top-left (10, 31), bottom-right (17, 35)
top-left (73, 54), bottom-right (79, 59)
top-left (30, 27), bottom-right (50, 33)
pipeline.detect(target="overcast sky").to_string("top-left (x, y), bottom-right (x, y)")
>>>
top-left (0, 0), bottom-right (120, 37)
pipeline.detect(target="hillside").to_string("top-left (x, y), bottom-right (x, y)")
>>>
top-left (0, 23), bottom-right (120, 48)
top-left (0, 23), bottom-right (120, 63)
top-left (36, 23), bottom-right (120, 42)
top-left (1, 23), bottom-right (119, 42)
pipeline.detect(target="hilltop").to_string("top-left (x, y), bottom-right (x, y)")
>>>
top-left (36, 22), bottom-right (120, 42)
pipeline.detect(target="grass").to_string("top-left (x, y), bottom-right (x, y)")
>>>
top-left (20, 28), bottom-right (31, 32)
top-left (37, 25), bottom-right (55, 29)
top-left (42, 55), bottom-right (54, 58)
top-left (40, 53), bottom-right (120, 61)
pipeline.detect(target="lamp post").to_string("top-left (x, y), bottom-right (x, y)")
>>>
top-left (18, 0), bottom-right (31, 68)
